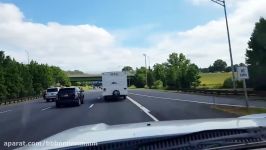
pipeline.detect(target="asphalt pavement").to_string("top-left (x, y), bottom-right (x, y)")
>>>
top-left (0, 89), bottom-right (247, 149)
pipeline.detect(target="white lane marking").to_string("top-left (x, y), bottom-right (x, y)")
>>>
top-left (129, 92), bottom-right (262, 108)
top-left (89, 104), bottom-right (94, 109)
top-left (0, 110), bottom-right (12, 114)
top-left (127, 96), bottom-right (159, 122)
top-left (41, 107), bottom-right (52, 111)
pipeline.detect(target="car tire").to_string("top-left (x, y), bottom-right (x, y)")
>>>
top-left (46, 99), bottom-right (50, 102)
top-left (81, 99), bottom-right (84, 104)
top-left (56, 102), bottom-right (60, 108)
top-left (76, 99), bottom-right (81, 106)
top-left (123, 96), bottom-right (126, 99)
top-left (103, 96), bottom-right (107, 101)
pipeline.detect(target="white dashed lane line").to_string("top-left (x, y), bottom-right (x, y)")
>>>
top-left (127, 96), bottom-right (159, 122)
top-left (89, 104), bottom-right (94, 109)
top-left (41, 107), bottom-right (52, 111)
top-left (0, 110), bottom-right (12, 114)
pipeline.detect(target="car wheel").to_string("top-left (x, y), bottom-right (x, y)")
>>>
top-left (123, 96), bottom-right (126, 99)
top-left (103, 96), bottom-right (107, 101)
top-left (56, 102), bottom-right (60, 108)
top-left (76, 99), bottom-right (81, 106)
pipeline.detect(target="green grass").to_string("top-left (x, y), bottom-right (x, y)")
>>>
top-left (128, 85), bottom-right (137, 89)
top-left (213, 105), bottom-right (266, 116)
top-left (199, 72), bottom-right (232, 89)
top-left (79, 85), bottom-right (93, 91)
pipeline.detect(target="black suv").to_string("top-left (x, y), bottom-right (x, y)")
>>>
top-left (56, 87), bottom-right (84, 107)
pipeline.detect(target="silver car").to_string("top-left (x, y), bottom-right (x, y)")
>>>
top-left (45, 87), bottom-right (60, 102)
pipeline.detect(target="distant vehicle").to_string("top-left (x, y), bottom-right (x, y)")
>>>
top-left (102, 71), bottom-right (127, 100)
top-left (45, 87), bottom-right (60, 102)
top-left (18, 114), bottom-right (266, 150)
top-left (56, 87), bottom-right (84, 107)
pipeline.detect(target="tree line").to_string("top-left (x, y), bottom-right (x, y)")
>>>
top-left (123, 52), bottom-right (200, 90)
top-left (199, 59), bottom-right (245, 73)
top-left (124, 17), bottom-right (266, 90)
top-left (0, 51), bottom-right (70, 101)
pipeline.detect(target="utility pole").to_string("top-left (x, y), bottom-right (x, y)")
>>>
top-left (210, 0), bottom-right (236, 90)
top-left (143, 53), bottom-right (148, 87)
top-left (25, 50), bottom-right (30, 64)
top-left (147, 55), bottom-right (151, 69)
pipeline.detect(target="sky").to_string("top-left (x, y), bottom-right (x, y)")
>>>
top-left (0, 0), bottom-right (265, 73)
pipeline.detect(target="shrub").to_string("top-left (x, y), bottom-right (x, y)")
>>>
top-left (223, 77), bottom-right (243, 88)
top-left (153, 80), bottom-right (163, 89)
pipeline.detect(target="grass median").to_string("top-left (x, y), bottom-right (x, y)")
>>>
top-left (212, 105), bottom-right (266, 116)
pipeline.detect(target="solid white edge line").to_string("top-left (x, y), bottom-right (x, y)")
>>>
top-left (41, 107), bottom-right (52, 111)
top-left (89, 104), bottom-right (94, 109)
top-left (129, 92), bottom-right (262, 108)
top-left (127, 96), bottom-right (159, 122)
top-left (0, 110), bottom-right (12, 114)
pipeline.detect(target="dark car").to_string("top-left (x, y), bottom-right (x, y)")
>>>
top-left (56, 87), bottom-right (84, 107)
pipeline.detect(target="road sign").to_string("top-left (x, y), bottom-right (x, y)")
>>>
top-left (237, 66), bottom-right (249, 108)
top-left (237, 66), bottom-right (249, 80)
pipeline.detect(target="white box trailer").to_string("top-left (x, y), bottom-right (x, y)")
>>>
top-left (102, 71), bottom-right (128, 100)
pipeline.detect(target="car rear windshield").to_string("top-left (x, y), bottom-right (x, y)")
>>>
top-left (58, 88), bottom-right (75, 94)
top-left (47, 88), bottom-right (58, 92)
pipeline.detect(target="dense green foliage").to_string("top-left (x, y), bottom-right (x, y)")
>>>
top-left (132, 67), bottom-right (146, 88)
top-left (122, 66), bottom-right (134, 72)
top-left (65, 70), bottom-right (85, 75)
top-left (246, 18), bottom-right (266, 90)
top-left (0, 51), bottom-right (70, 101)
top-left (130, 53), bottom-right (200, 89)
top-left (208, 59), bottom-right (227, 72)
top-left (223, 77), bottom-right (243, 89)
top-left (153, 80), bottom-right (164, 89)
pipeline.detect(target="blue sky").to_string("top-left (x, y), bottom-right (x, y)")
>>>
top-left (1, 0), bottom-right (221, 29)
top-left (0, 0), bottom-right (223, 47)
top-left (0, 0), bottom-right (264, 72)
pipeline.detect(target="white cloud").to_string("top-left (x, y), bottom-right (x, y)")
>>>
top-left (0, 0), bottom-right (265, 73)
top-left (148, 0), bottom-right (266, 67)
top-left (0, 3), bottom-right (144, 73)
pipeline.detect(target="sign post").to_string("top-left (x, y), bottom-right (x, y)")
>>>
top-left (237, 66), bottom-right (249, 108)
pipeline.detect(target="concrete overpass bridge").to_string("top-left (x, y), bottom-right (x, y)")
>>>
top-left (68, 74), bottom-right (134, 85)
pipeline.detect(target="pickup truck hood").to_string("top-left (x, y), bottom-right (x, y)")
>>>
top-left (19, 114), bottom-right (266, 150)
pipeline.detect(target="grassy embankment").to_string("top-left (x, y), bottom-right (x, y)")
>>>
top-left (213, 105), bottom-right (266, 116)
top-left (129, 72), bottom-right (231, 89)
top-left (198, 72), bottom-right (231, 89)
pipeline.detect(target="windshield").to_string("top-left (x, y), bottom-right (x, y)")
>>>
top-left (47, 88), bottom-right (58, 92)
top-left (1, 0), bottom-right (266, 149)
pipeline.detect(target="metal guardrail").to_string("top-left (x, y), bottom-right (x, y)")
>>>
top-left (181, 89), bottom-right (256, 96)
top-left (0, 96), bottom-right (41, 105)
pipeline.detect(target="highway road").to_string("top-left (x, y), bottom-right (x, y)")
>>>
top-left (0, 89), bottom-right (251, 149)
